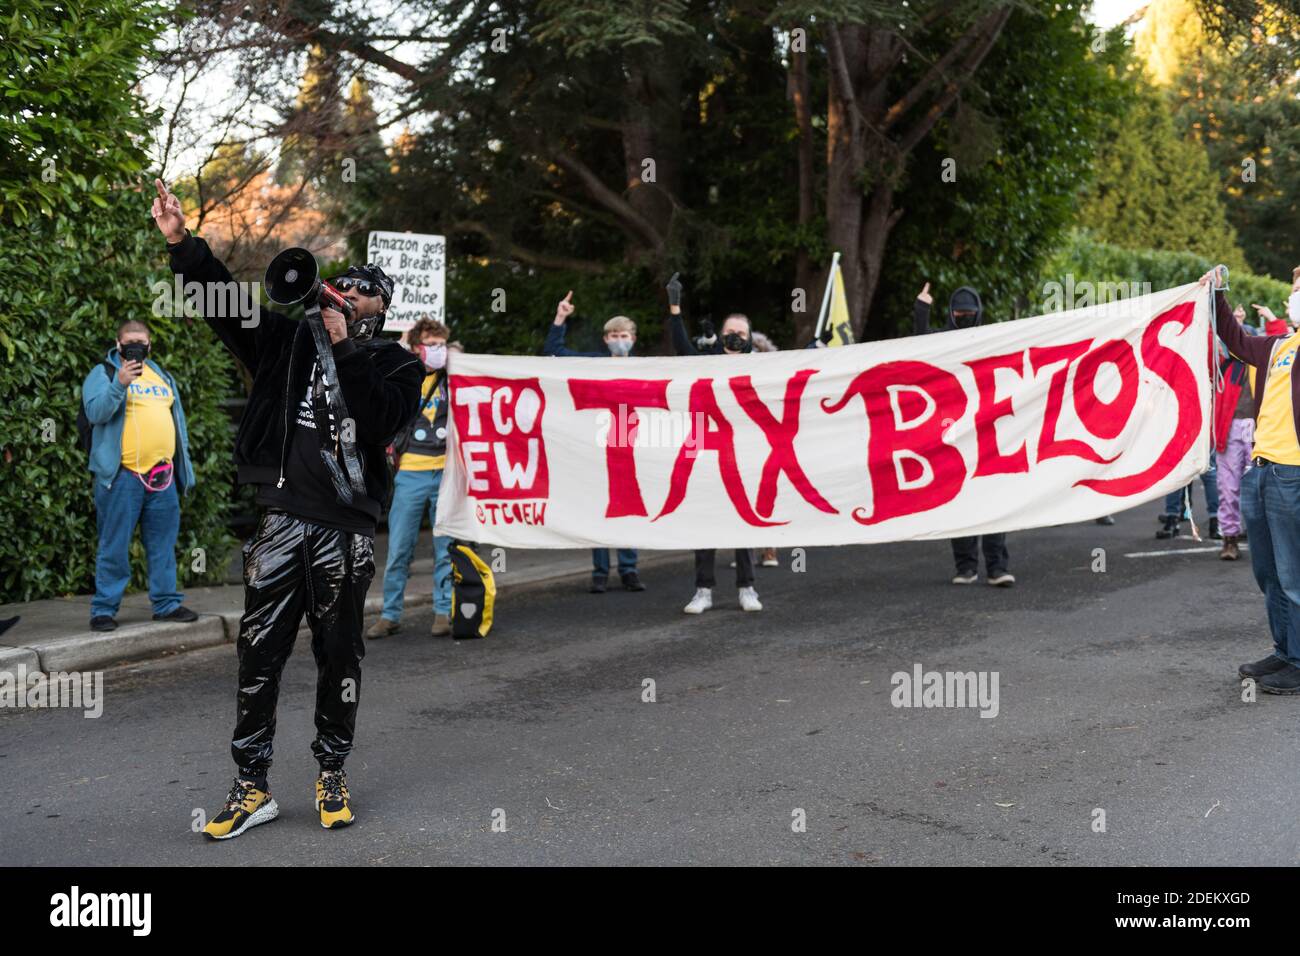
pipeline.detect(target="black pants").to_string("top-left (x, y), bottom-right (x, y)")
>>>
top-left (951, 534), bottom-right (1008, 576)
top-left (694, 549), bottom-right (755, 588)
top-left (233, 512), bottom-right (375, 782)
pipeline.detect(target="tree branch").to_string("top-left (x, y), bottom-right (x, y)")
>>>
top-left (450, 221), bottom-right (607, 274)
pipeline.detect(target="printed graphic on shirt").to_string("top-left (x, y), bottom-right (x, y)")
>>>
top-left (297, 361), bottom-right (339, 441)
top-left (121, 364), bottom-right (176, 473)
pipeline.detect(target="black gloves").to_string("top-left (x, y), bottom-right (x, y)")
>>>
top-left (819, 326), bottom-right (834, 345)
top-left (666, 271), bottom-right (682, 308)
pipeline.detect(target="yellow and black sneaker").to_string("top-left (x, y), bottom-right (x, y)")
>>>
top-left (315, 770), bottom-right (355, 829)
top-left (203, 778), bottom-right (279, 840)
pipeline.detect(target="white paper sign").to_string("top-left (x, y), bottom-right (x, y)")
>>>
top-left (366, 230), bottom-right (446, 332)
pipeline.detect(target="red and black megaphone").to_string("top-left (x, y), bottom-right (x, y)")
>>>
top-left (264, 247), bottom-right (353, 319)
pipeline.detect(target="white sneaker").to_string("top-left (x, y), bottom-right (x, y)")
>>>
top-left (987, 572), bottom-right (1016, 587)
top-left (684, 588), bottom-right (713, 614)
top-left (738, 586), bottom-right (763, 611)
top-left (952, 571), bottom-right (978, 585)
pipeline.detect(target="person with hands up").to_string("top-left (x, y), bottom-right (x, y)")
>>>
top-left (663, 272), bottom-right (764, 614)
top-left (153, 177), bottom-right (424, 838)
top-left (913, 280), bottom-right (1014, 587)
top-left (1200, 264), bottom-right (1300, 694)
top-left (540, 288), bottom-right (645, 591)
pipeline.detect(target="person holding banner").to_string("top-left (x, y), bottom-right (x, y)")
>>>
top-left (666, 273), bottom-right (764, 613)
top-left (1202, 266), bottom-right (1300, 693)
top-left (543, 290), bottom-right (646, 593)
top-left (914, 282), bottom-right (1015, 587)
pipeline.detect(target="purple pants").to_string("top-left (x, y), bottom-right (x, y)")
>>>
top-left (1217, 418), bottom-right (1255, 536)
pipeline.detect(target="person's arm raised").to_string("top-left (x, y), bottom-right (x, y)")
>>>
top-left (152, 178), bottom-right (289, 370)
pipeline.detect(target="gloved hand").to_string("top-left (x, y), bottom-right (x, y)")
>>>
top-left (666, 272), bottom-right (682, 308)
top-left (699, 318), bottom-right (715, 341)
top-left (819, 326), bottom-right (834, 345)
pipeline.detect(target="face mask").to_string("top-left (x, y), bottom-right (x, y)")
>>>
top-left (420, 344), bottom-right (447, 369)
top-left (119, 341), bottom-right (150, 363)
top-left (1288, 292), bottom-right (1300, 324)
top-left (721, 331), bottom-right (750, 353)
top-left (607, 339), bottom-right (633, 357)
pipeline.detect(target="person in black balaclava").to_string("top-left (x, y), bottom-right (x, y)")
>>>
top-left (913, 282), bottom-right (1015, 587)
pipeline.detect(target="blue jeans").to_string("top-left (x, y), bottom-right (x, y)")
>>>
top-left (1164, 451), bottom-right (1219, 518)
top-left (92, 466), bottom-right (182, 618)
top-left (592, 548), bottom-right (637, 577)
top-left (381, 468), bottom-right (452, 620)
top-left (1242, 462), bottom-right (1300, 665)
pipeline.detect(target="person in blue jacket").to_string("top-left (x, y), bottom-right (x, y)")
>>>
top-left (82, 319), bottom-right (199, 631)
top-left (543, 290), bottom-right (646, 593)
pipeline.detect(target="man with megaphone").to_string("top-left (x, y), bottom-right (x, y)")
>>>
top-left (152, 179), bottom-right (423, 840)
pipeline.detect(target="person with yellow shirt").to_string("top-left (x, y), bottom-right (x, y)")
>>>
top-left (81, 319), bottom-right (198, 632)
top-left (367, 318), bottom-right (457, 639)
top-left (1203, 267), bottom-right (1300, 693)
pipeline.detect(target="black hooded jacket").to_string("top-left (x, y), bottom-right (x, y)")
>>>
top-left (167, 234), bottom-right (424, 520)
top-left (913, 285), bottom-right (984, 335)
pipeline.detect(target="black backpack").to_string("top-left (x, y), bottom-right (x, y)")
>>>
top-left (75, 362), bottom-right (114, 456)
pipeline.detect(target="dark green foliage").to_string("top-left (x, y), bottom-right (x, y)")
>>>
top-left (0, 0), bottom-right (237, 602)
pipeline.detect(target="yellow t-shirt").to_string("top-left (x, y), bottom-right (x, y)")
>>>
top-left (1252, 333), bottom-right (1300, 465)
top-left (398, 372), bottom-right (445, 472)
top-left (120, 364), bottom-right (177, 473)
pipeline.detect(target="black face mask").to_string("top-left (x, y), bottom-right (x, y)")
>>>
top-left (721, 331), bottom-right (751, 353)
top-left (119, 341), bottom-right (150, 364)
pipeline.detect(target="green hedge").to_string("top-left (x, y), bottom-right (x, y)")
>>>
top-left (0, 0), bottom-right (237, 604)
top-left (1035, 230), bottom-right (1291, 320)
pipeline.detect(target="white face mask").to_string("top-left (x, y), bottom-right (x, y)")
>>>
top-left (1288, 291), bottom-right (1300, 325)
top-left (420, 344), bottom-right (447, 370)
top-left (606, 338), bottom-right (633, 357)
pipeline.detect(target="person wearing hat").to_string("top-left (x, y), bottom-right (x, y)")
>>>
top-left (151, 179), bottom-right (424, 839)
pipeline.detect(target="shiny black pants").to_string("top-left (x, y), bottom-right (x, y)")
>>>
top-left (232, 512), bottom-right (374, 781)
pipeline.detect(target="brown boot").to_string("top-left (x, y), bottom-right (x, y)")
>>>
top-left (365, 617), bottom-right (400, 640)
top-left (1220, 535), bottom-right (1240, 561)
top-left (431, 613), bottom-right (451, 637)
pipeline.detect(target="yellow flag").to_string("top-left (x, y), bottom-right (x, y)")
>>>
top-left (826, 262), bottom-right (855, 347)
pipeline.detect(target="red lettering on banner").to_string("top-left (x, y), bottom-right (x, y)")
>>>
top-left (1077, 303), bottom-right (1201, 496)
top-left (729, 370), bottom-right (837, 519)
top-left (449, 375), bottom-right (549, 499)
top-left (568, 378), bottom-right (670, 517)
top-left (823, 361), bottom-right (968, 525)
top-left (655, 379), bottom-right (783, 527)
top-left (1029, 341), bottom-right (1114, 465)
top-left (1072, 339), bottom-right (1139, 440)
top-left (965, 351), bottom-right (1030, 477)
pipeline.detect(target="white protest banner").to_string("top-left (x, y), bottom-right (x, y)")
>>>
top-left (435, 283), bottom-right (1212, 548)
top-left (366, 230), bottom-right (446, 332)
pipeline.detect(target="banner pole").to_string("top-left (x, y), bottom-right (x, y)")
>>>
top-left (813, 252), bottom-right (840, 339)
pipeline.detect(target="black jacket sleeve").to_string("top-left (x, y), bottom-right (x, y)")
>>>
top-left (913, 299), bottom-right (932, 336)
top-left (166, 233), bottom-right (294, 372)
top-left (669, 311), bottom-right (699, 356)
top-left (1214, 289), bottom-right (1275, 369)
top-left (333, 340), bottom-right (425, 446)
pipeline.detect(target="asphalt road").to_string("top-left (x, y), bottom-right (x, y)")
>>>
top-left (2, 504), bottom-right (1297, 866)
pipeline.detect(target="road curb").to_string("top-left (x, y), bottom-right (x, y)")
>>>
top-left (4, 552), bottom-right (692, 676)
top-left (18, 615), bottom-right (228, 674)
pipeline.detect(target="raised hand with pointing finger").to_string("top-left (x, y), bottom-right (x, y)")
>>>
top-left (150, 178), bottom-right (187, 244)
top-left (554, 290), bottom-right (575, 326)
